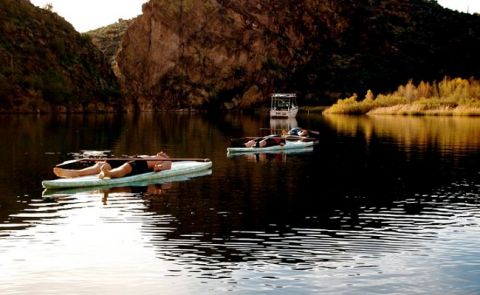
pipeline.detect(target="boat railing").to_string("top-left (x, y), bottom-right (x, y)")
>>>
top-left (270, 93), bottom-right (298, 118)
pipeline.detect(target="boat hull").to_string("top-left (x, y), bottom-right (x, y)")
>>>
top-left (42, 161), bottom-right (212, 189)
top-left (269, 107), bottom-right (298, 118)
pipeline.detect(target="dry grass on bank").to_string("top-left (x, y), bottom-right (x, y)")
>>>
top-left (324, 77), bottom-right (480, 116)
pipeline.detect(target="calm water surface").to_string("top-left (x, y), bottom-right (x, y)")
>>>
top-left (0, 113), bottom-right (479, 294)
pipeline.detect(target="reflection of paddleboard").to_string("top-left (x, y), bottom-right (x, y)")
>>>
top-left (227, 140), bottom-right (314, 154)
top-left (42, 161), bottom-right (212, 190)
top-left (227, 147), bottom-right (314, 158)
top-left (42, 168), bottom-right (212, 198)
top-left (42, 169), bottom-right (212, 198)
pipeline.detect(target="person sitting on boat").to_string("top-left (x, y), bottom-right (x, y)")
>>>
top-left (230, 135), bottom-right (285, 148)
top-left (53, 152), bottom-right (172, 179)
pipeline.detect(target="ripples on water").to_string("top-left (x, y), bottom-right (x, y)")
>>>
top-left (0, 114), bottom-right (479, 294)
top-left (1, 177), bottom-right (479, 294)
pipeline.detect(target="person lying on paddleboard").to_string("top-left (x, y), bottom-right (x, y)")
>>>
top-left (281, 127), bottom-right (321, 140)
top-left (53, 152), bottom-right (172, 179)
top-left (283, 127), bottom-right (309, 137)
top-left (230, 135), bottom-right (286, 148)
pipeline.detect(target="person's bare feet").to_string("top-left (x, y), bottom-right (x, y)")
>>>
top-left (98, 164), bottom-right (111, 179)
top-left (244, 140), bottom-right (256, 148)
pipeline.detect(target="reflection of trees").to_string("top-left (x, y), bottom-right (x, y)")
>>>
top-left (323, 115), bottom-right (480, 153)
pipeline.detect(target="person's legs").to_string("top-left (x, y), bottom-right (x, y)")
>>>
top-left (99, 162), bottom-right (132, 179)
top-left (260, 137), bottom-right (285, 147)
top-left (53, 162), bottom-right (104, 178)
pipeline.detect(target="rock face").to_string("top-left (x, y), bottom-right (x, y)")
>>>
top-left (0, 0), bottom-right (122, 112)
top-left (117, 0), bottom-right (324, 110)
top-left (2, 0), bottom-right (480, 112)
top-left (115, 0), bottom-right (480, 110)
top-left (87, 19), bottom-right (135, 68)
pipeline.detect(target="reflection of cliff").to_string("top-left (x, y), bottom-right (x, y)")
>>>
top-left (323, 115), bottom-right (480, 152)
top-left (109, 112), bottom-right (229, 158)
top-left (0, 114), bottom-right (130, 222)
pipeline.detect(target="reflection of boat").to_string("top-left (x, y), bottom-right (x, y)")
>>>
top-left (268, 117), bottom-right (298, 134)
top-left (42, 161), bottom-right (212, 190)
top-left (227, 146), bottom-right (313, 158)
top-left (43, 167), bottom-right (212, 197)
top-left (270, 93), bottom-right (298, 118)
top-left (227, 140), bottom-right (314, 154)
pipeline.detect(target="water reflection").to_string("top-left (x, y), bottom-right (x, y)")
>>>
top-left (269, 118), bottom-right (298, 133)
top-left (226, 147), bottom-right (314, 161)
top-left (323, 114), bottom-right (480, 153)
top-left (0, 113), bottom-right (479, 294)
top-left (2, 170), bottom-right (479, 294)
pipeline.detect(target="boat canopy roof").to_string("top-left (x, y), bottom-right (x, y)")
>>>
top-left (271, 93), bottom-right (296, 98)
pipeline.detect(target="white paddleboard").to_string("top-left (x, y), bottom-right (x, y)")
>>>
top-left (42, 161), bottom-right (212, 189)
top-left (227, 140), bottom-right (314, 153)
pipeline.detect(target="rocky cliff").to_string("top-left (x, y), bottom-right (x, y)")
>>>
top-left (3, 0), bottom-right (479, 113)
top-left (0, 0), bottom-right (122, 112)
top-left (117, 0), bottom-right (323, 110)
top-left (115, 0), bottom-right (480, 110)
top-left (87, 18), bottom-right (135, 67)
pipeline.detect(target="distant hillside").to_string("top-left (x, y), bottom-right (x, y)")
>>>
top-left (0, 0), bottom-right (122, 112)
top-left (112, 0), bottom-right (480, 110)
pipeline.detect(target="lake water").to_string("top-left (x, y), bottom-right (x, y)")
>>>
top-left (0, 112), bottom-right (479, 294)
